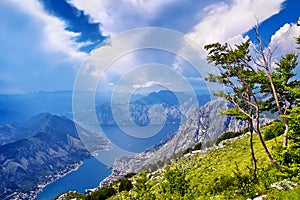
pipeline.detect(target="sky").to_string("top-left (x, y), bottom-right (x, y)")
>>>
top-left (0, 0), bottom-right (299, 94)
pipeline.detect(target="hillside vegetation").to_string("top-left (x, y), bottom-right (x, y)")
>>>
top-left (56, 121), bottom-right (300, 200)
top-left (57, 25), bottom-right (300, 200)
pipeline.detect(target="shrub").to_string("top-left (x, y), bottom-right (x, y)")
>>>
top-left (216, 131), bottom-right (243, 145)
top-left (118, 178), bottom-right (133, 192)
top-left (163, 167), bottom-right (188, 196)
top-left (193, 142), bottom-right (202, 150)
top-left (86, 185), bottom-right (116, 200)
top-left (124, 172), bottom-right (136, 178)
top-left (233, 168), bottom-right (256, 198)
top-left (208, 174), bottom-right (235, 195)
top-left (263, 120), bottom-right (285, 141)
top-left (208, 165), bottom-right (257, 198)
top-left (183, 147), bottom-right (193, 154)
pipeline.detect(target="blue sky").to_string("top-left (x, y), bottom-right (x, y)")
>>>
top-left (0, 0), bottom-right (299, 94)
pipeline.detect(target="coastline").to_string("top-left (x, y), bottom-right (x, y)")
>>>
top-left (35, 161), bottom-right (83, 199)
top-left (7, 161), bottom-right (83, 200)
top-left (99, 168), bottom-right (127, 188)
top-left (37, 156), bottom-right (112, 199)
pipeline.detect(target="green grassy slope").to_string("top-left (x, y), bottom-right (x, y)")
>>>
top-left (57, 125), bottom-right (299, 200)
top-left (107, 134), bottom-right (299, 199)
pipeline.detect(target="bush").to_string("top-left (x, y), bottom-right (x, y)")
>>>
top-left (216, 131), bottom-right (244, 145)
top-left (119, 178), bottom-right (133, 192)
top-left (208, 165), bottom-right (257, 198)
top-left (163, 167), bottom-right (188, 196)
top-left (124, 172), bottom-right (136, 178)
top-left (86, 185), bottom-right (116, 200)
top-left (233, 168), bottom-right (256, 198)
top-left (193, 142), bottom-right (202, 150)
top-left (263, 120), bottom-right (285, 141)
top-left (208, 174), bottom-right (235, 195)
top-left (183, 147), bottom-right (193, 154)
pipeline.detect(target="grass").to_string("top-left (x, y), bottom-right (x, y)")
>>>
top-left (108, 133), bottom-right (298, 199)
top-left (57, 125), bottom-right (299, 199)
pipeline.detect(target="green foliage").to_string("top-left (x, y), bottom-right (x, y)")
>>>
top-left (162, 167), bottom-right (189, 197)
top-left (204, 40), bottom-right (258, 107)
top-left (183, 147), bottom-right (192, 154)
top-left (216, 128), bottom-right (248, 145)
top-left (208, 165), bottom-right (260, 198)
top-left (193, 142), bottom-right (202, 150)
top-left (124, 172), bottom-right (136, 178)
top-left (232, 165), bottom-right (257, 198)
top-left (284, 87), bottom-right (300, 143)
top-left (208, 174), bottom-right (235, 195)
top-left (54, 191), bottom-right (86, 200)
top-left (259, 53), bottom-right (299, 114)
top-left (118, 178), bottom-right (133, 192)
top-left (61, 128), bottom-right (299, 200)
top-left (131, 171), bottom-right (155, 199)
top-left (216, 131), bottom-right (241, 145)
top-left (220, 107), bottom-right (248, 120)
top-left (274, 85), bottom-right (300, 182)
top-left (109, 130), bottom-right (292, 199)
top-left (266, 186), bottom-right (300, 200)
top-left (182, 142), bottom-right (202, 154)
top-left (86, 185), bottom-right (116, 200)
top-left (262, 120), bottom-right (285, 141)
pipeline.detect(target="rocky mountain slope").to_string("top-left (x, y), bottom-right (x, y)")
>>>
top-left (0, 123), bottom-right (33, 146)
top-left (96, 90), bottom-right (210, 126)
top-left (0, 113), bottom-right (108, 200)
top-left (101, 99), bottom-right (273, 185)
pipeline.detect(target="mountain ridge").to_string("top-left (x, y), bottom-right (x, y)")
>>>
top-left (100, 99), bottom-right (273, 186)
top-left (0, 113), bottom-right (109, 200)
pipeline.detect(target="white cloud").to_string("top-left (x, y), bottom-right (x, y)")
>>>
top-left (187, 77), bottom-right (205, 82)
top-left (0, 0), bottom-right (89, 93)
top-left (6, 0), bottom-right (87, 62)
top-left (67, 0), bottom-right (178, 36)
top-left (68, 0), bottom-right (288, 94)
top-left (269, 23), bottom-right (300, 58)
top-left (187, 0), bottom-right (284, 58)
top-left (68, 0), bottom-right (286, 70)
top-left (133, 81), bottom-right (158, 89)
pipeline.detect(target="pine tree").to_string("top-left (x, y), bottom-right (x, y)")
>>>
top-left (253, 25), bottom-right (299, 148)
top-left (204, 40), bottom-right (282, 170)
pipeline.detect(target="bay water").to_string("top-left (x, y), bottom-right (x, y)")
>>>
top-left (37, 157), bottom-right (111, 200)
top-left (37, 124), bottom-right (178, 199)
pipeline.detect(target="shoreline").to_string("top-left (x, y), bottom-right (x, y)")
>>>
top-left (7, 161), bottom-right (84, 200)
top-left (35, 161), bottom-right (83, 199)
top-left (37, 156), bottom-right (112, 199)
top-left (99, 168), bottom-right (127, 188)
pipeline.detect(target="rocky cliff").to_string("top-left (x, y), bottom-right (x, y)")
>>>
top-left (101, 99), bottom-right (273, 185)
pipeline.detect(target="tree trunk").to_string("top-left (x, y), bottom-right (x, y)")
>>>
top-left (248, 118), bottom-right (257, 181)
top-left (267, 71), bottom-right (288, 148)
top-left (254, 118), bottom-right (282, 170)
top-left (283, 119), bottom-right (289, 148)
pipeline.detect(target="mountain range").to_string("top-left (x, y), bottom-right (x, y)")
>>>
top-left (0, 89), bottom-right (225, 200)
top-left (0, 90), bottom-right (210, 125)
top-left (0, 113), bottom-right (108, 200)
top-left (100, 99), bottom-right (274, 186)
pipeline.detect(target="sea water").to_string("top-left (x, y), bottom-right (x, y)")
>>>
top-left (37, 157), bottom-right (111, 200)
top-left (37, 124), bottom-right (178, 199)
